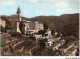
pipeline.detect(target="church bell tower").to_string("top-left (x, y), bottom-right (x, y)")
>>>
top-left (17, 7), bottom-right (22, 21)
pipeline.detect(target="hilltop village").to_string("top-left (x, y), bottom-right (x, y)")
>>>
top-left (0, 7), bottom-right (79, 56)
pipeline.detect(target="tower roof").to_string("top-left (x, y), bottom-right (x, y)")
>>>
top-left (17, 7), bottom-right (21, 13)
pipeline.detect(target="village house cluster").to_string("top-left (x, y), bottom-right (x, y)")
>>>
top-left (0, 7), bottom-right (78, 56)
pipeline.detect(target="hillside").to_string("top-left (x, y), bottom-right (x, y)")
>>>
top-left (1, 13), bottom-right (79, 39)
top-left (28, 13), bottom-right (79, 39)
top-left (9, 15), bottom-right (28, 20)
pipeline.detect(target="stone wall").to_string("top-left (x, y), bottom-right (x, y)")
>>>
top-left (11, 21), bottom-right (17, 31)
top-left (1, 19), bottom-right (6, 28)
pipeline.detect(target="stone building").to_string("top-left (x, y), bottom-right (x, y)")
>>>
top-left (25, 21), bottom-right (44, 34)
top-left (11, 20), bottom-right (22, 33)
top-left (17, 7), bottom-right (22, 21)
top-left (45, 37), bottom-right (61, 47)
top-left (46, 40), bottom-right (65, 51)
top-left (66, 48), bottom-right (77, 56)
top-left (1, 16), bottom-right (12, 32)
top-left (45, 31), bottom-right (53, 39)
top-left (11, 7), bottom-right (44, 34)
top-left (0, 17), bottom-right (6, 28)
top-left (59, 42), bottom-right (75, 53)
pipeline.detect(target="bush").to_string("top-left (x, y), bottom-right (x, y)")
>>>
top-left (19, 22), bottom-right (25, 34)
top-left (9, 30), bottom-right (22, 37)
top-left (38, 30), bottom-right (46, 36)
top-left (1, 26), bottom-right (6, 32)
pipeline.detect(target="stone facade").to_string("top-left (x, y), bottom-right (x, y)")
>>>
top-left (46, 40), bottom-right (65, 52)
top-left (11, 21), bottom-right (17, 31)
top-left (59, 42), bottom-right (75, 53)
top-left (0, 18), bottom-right (6, 28)
top-left (16, 21), bottom-right (21, 33)
top-left (11, 7), bottom-right (44, 34)
top-left (66, 48), bottom-right (77, 56)
top-left (25, 21), bottom-right (44, 34)
top-left (11, 21), bottom-right (44, 34)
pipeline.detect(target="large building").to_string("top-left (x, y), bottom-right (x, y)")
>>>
top-left (0, 16), bottom-right (12, 29)
top-left (0, 18), bottom-right (6, 28)
top-left (11, 7), bottom-right (44, 34)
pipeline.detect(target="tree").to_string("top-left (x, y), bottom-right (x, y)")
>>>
top-left (43, 22), bottom-right (48, 31)
top-left (39, 40), bottom-right (46, 50)
top-left (9, 30), bottom-right (22, 37)
top-left (19, 22), bottom-right (25, 34)
top-left (1, 26), bottom-right (6, 32)
top-left (51, 29), bottom-right (55, 35)
top-left (38, 30), bottom-right (46, 36)
top-left (62, 23), bottom-right (79, 39)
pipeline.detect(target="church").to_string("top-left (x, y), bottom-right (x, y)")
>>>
top-left (11, 7), bottom-right (44, 34)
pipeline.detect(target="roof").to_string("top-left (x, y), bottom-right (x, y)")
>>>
top-left (1, 17), bottom-right (12, 22)
top-left (17, 7), bottom-right (21, 13)
top-left (66, 48), bottom-right (77, 54)
top-left (60, 42), bottom-right (75, 49)
top-left (46, 40), bottom-right (65, 49)
top-left (52, 40), bottom-right (65, 47)
top-left (45, 31), bottom-right (51, 35)
top-left (47, 37), bottom-right (61, 42)
top-left (6, 18), bottom-right (12, 22)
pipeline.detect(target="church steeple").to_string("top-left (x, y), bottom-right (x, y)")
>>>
top-left (17, 7), bottom-right (22, 21)
top-left (17, 7), bottom-right (21, 13)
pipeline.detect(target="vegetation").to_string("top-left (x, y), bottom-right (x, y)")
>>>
top-left (9, 30), bottom-right (22, 37)
top-left (1, 16), bottom-right (12, 30)
top-left (1, 13), bottom-right (79, 56)
top-left (62, 23), bottom-right (79, 39)
top-left (38, 30), bottom-right (46, 36)
top-left (1, 13), bottom-right (79, 39)
top-left (28, 13), bottom-right (79, 39)
top-left (19, 22), bottom-right (25, 34)
top-left (43, 22), bottom-right (49, 31)
top-left (1, 26), bottom-right (6, 32)
top-left (39, 40), bottom-right (46, 50)
top-left (38, 22), bottom-right (49, 36)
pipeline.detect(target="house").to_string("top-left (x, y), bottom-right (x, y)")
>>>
top-left (45, 31), bottom-right (51, 35)
top-left (0, 17), bottom-right (6, 28)
top-left (52, 40), bottom-right (65, 51)
top-left (32, 33), bottom-right (43, 43)
top-left (25, 21), bottom-right (44, 35)
top-left (45, 31), bottom-right (53, 39)
top-left (46, 41), bottom-right (52, 47)
top-left (46, 40), bottom-right (65, 51)
top-left (58, 42), bottom-right (75, 53)
top-left (66, 48), bottom-right (77, 56)
top-left (32, 34), bottom-right (42, 39)
top-left (45, 37), bottom-right (62, 47)
top-left (45, 38), bottom-right (55, 47)
top-left (52, 37), bottom-right (61, 43)
top-left (1, 16), bottom-right (12, 31)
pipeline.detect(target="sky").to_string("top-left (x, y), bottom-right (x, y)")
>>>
top-left (0, 0), bottom-right (79, 18)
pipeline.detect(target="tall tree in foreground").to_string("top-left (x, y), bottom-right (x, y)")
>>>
top-left (43, 22), bottom-right (49, 31)
top-left (19, 22), bottom-right (25, 34)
